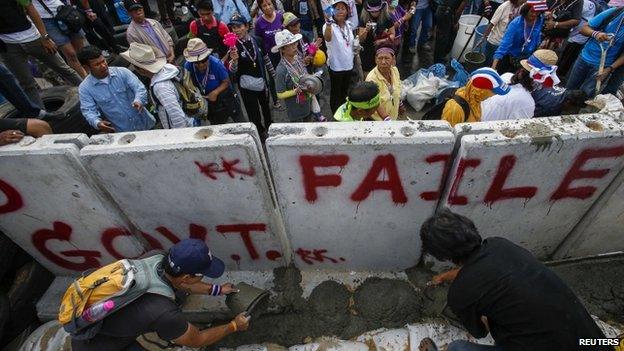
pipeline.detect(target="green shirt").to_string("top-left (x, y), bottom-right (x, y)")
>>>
top-left (18, 0), bottom-right (31, 7)
top-left (334, 103), bottom-right (356, 122)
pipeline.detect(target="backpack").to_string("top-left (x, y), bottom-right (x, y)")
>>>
top-left (422, 94), bottom-right (471, 122)
top-left (36, 0), bottom-right (85, 35)
top-left (58, 254), bottom-right (174, 340)
top-left (151, 69), bottom-right (208, 121)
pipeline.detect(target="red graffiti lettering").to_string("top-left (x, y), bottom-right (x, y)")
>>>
top-left (141, 232), bottom-right (164, 250)
top-left (101, 227), bottom-right (141, 260)
top-left (351, 154), bottom-right (407, 203)
top-left (484, 155), bottom-right (537, 204)
top-left (145, 224), bottom-right (209, 249)
top-left (295, 248), bottom-right (345, 264)
top-left (195, 158), bottom-right (255, 180)
top-left (216, 223), bottom-right (266, 260)
top-left (31, 221), bottom-right (101, 271)
top-left (0, 179), bottom-right (23, 214)
top-left (551, 146), bottom-right (624, 200)
top-left (447, 158), bottom-right (481, 205)
top-left (420, 154), bottom-right (451, 201)
top-left (300, 154), bottom-right (349, 202)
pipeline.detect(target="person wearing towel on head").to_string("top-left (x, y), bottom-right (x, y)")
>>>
top-left (365, 45), bottom-right (402, 120)
top-left (442, 68), bottom-right (510, 127)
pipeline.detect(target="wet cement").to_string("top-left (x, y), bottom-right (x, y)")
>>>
top-left (207, 256), bottom-right (624, 350)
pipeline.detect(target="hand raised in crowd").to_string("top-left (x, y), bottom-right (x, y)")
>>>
top-left (132, 101), bottom-right (143, 111)
top-left (97, 121), bottom-right (115, 133)
top-left (41, 36), bottom-right (57, 55)
top-left (229, 47), bottom-right (239, 62)
top-left (0, 130), bottom-right (24, 146)
top-left (86, 11), bottom-right (98, 22)
top-left (232, 313), bottom-right (250, 331)
top-left (544, 20), bottom-right (556, 30)
top-left (313, 37), bottom-right (323, 48)
top-left (220, 283), bottom-right (240, 295)
top-left (304, 55), bottom-right (313, 65)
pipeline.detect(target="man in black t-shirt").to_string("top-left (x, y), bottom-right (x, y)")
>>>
top-left (419, 208), bottom-right (613, 351)
top-left (71, 239), bottom-right (250, 351)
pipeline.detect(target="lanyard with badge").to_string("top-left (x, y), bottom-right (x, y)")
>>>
top-left (194, 63), bottom-right (214, 95)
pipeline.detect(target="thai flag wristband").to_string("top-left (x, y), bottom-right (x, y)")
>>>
top-left (210, 284), bottom-right (222, 296)
top-left (592, 31), bottom-right (600, 39)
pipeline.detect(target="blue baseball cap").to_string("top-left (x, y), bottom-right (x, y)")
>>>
top-left (167, 239), bottom-right (225, 278)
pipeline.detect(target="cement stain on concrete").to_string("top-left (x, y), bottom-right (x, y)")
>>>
top-left (208, 257), bottom-right (624, 350)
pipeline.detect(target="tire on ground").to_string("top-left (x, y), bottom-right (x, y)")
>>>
top-left (5, 261), bottom-right (54, 343)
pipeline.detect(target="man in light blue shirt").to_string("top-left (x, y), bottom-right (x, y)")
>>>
top-left (212, 0), bottom-right (251, 24)
top-left (77, 46), bottom-right (155, 133)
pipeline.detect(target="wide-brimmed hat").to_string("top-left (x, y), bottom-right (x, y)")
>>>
top-left (123, 0), bottom-right (143, 11)
top-left (470, 67), bottom-right (510, 95)
top-left (282, 12), bottom-right (300, 28)
top-left (520, 49), bottom-right (558, 72)
top-left (184, 38), bottom-right (213, 62)
top-left (120, 42), bottom-right (166, 74)
top-left (271, 29), bottom-right (303, 53)
top-left (365, 0), bottom-right (386, 12)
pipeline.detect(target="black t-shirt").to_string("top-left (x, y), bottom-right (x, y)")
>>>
top-left (544, 0), bottom-right (583, 38)
top-left (358, 16), bottom-right (393, 71)
top-left (235, 37), bottom-right (263, 79)
top-left (71, 294), bottom-right (189, 351)
top-left (448, 237), bottom-right (611, 351)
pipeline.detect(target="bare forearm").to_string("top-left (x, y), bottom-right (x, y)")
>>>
top-left (25, 4), bottom-right (48, 37)
top-left (213, 80), bottom-right (230, 96)
top-left (555, 19), bottom-right (579, 29)
top-left (324, 24), bottom-right (333, 41)
top-left (610, 53), bottom-right (624, 69)
top-left (580, 24), bottom-right (593, 37)
top-left (196, 323), bottom-right (236, 346)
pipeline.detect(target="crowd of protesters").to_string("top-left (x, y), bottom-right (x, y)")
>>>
top-left (1, 0), bottom-right (624, 145)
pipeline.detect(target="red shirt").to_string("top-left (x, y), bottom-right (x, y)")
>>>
top-left (189, 17), bottom-right (230, 38)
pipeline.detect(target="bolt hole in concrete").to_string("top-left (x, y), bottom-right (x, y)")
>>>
top-left (118, 134), bottom-right (136, 145)
top-left (400, 126), bottom-right (415, 137)
top-left (194, 128), bottom-right (213, 140)
top-left (585, 120), bottom-right (604, 131)
top-left (312, 126), bottom-right (328, 137)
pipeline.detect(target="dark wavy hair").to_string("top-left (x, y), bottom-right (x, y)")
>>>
top-left (511, 68), bottom-right (534, 92)
top-left (420, 208), bottom-right (483, 264)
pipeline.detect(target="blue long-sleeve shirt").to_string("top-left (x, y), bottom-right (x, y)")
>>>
top-left (79, 67), bottom-right (156, 132)
top-left (211, 0), bottom-right (251, 24)
top-left (494, 15), bottom-right (544, 60)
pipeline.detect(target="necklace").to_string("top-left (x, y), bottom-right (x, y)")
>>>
top-left (238, 37), bottom-right (258, 68)
top-left (194, 64), bottom-right (211, 95)
top-left (522, 18), bottom-right (537, 52)
top-left (282, 54), bottom-right (306, 82)
top-left (336, 22), bottom-right (351, 47)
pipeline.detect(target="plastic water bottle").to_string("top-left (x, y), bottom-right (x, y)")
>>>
top-left (82, 300), bottom-right (115, 322)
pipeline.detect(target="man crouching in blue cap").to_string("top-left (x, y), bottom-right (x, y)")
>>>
top-left (71, 239), bottom-right (249, 351)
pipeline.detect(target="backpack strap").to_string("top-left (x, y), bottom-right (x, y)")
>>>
top-left (36, 0), bottom-right (55, 16)
top-left (452, 95), bottom-right (471, 122)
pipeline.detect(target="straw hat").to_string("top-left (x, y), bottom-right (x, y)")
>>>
top-left (282, 12), bottom-right (300, 28)
top-left (184, 38), bottom-right (214, 62)
top-left (271, 30), bottom-right (302, 53)
top-left (120, 43), bottom-right (166, 74)
top-left (520, 49), bottom-right (558, 72)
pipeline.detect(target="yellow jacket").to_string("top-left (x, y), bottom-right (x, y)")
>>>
top-left (366, 66), bottom-right (401, 121)
top-left (442, 80), bottom-right (494, 127)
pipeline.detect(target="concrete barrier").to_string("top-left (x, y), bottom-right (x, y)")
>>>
top-left (266, 121), bottom-right (456, 270)
top-left (438, 115), bottom-right (624, 259)
top-left (80, 124), bottom-right (289, 271)
top-left (0, 135), bottom-right (147, 275)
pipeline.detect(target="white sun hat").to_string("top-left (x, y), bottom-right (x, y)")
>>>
top-left (120, 42), bottom-right (166, 74)
top-left (271, 29), bottom-right (303, 53)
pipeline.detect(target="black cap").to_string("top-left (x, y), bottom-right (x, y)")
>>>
top-left (124, 0), bottom-right (143, 11)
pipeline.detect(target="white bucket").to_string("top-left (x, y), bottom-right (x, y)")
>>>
top-left (450, 15), bottom-right (490, 62)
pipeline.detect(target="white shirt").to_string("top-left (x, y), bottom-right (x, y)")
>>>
top-left (488, 1), bottom-right (520, 46)
top-left (32, 0), bottom-right (65, 19)
top-left (0, 22), bottom-right (40, 43)
top-left (481, 85), bottom-right (535, 121)
top-left (323, 21), bottom-right (355, 72)
top-left (568, 0), bottom-right (596, 44)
